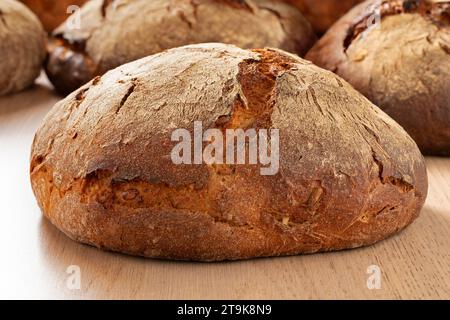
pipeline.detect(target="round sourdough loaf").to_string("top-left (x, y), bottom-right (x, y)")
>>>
top-left (21, 0), bottom-right (88, 32)
top-left (285, 0), bottom-right (364, 33)
top-left (31, 43), bottom-right (428, 261)
top-left (45, 0), bottom-right (316, 95)
top-left (0, 0), bottom-right (46, 96)
top-left (306, 0), bottom-right (450, 155)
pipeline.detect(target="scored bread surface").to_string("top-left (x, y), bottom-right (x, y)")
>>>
top-left (46, 0), bottom-right (316, 94)
top-left (31, 43), bottom-right (427, 261)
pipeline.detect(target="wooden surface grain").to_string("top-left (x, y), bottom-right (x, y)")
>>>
top-left (0, 76), bottom-right (449, 300)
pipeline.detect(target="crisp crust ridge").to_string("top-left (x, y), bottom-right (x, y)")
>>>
top-left (31, 43), bottom-right (428, 261)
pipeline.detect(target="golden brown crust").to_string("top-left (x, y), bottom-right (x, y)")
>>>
top-left (285, 0), bottom-right (364, 34)
top-left (31, 43), bottom-right (428, 261)
top-left (21, 0), bottom-right (88, 32)
top-left (0, 0), bottom-right (46, 96)
top-left (306, 0), bottom-right (450, 155)
top-left (45, 0), bottom-right (316, 95)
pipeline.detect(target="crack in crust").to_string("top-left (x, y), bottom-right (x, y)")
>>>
top-left (221, 49), bottom-right (297, 130)
top-left (101, 0), bottom-right (114, 17)
top-left (31, 160), bottom-right (330, 230)
top-left (344, 0), bottom-right (450, 50)
top-left (0, 9), bottom-right (7, 26)
top-left (116, 80), bottom-right (136, 114)
top-left (371, 151), bottom-right (414, 192)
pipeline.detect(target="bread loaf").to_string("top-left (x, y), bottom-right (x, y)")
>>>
top-left (0, 0), bottom-right (46, 96)
top-left (285, 0), bottom-right (364, 33)
top-left (306, 0), bottom-right (450, 155)
top-left (31, 43), bottom-right (427, 261)
top-left (21, 0), bottom-right (88, 32)
top-left (45, 0), bottom-right (316, 95)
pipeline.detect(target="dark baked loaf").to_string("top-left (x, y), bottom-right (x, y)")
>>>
top-left (31, 43), bottom-right (428, 261)
top-left (0, 0), bottom-right (46, 96)
top-left (285, 0), bottom-right (364, 33)
top-left (21, 0), bottom-right (88, 32)
top-left (306, 0), bottom-right (450, 156)
top-left (45, 0), bottom-right (316, 95)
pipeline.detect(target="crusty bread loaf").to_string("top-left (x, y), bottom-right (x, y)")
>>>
top-left (45, 0), bottom-right (316, 95)
top-left (21, 0), bottom-right (88, 32)
top-left (306, 0), bottom-right (450, 156)
top-left (285, 0), bottom-right (364, 33)
top-left (31, 43), bottom-right (427, 261)
top-left (0, 0), bottom-right (46, 96)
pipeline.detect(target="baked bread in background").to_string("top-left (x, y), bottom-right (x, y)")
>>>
top-left (0, 0), bottom-right (46, 96)
top-left (285, 0), bottom-right (364, 34)
top-left (21, 0), bottom-right (88, 32)
top-left (45, 0), bottom-right (316, 95)
top-left (306, 0), bottom-right (450, 156)
top-left (31, 43), bottom-right (428, 261)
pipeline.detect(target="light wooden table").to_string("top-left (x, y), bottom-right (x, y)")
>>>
top-left (0, 76), bottom-right (449, 300)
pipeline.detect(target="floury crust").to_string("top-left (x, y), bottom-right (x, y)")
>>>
top-left (306, 0), bottom-right (450, 155)
top-left (31, 43), bottom-right (427, 261)
top-left (170, 121), bottom-right (280, 176)
top-left (45, 0), bottom-right (317, 94)
top-left (0, 0), bottom-right (46, 96)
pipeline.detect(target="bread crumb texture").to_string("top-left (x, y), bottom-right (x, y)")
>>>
top-left (31, 43), bottom-right (428, 261)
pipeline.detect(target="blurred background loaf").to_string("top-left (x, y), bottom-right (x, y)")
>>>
top-left (0, 0), bottom-right (46, 96)
top-left (45, 0), bottom-right (317, 95)
top-left (306, 0), bottom-right (450, 155)
top-left (21, 0), bottom-right (88, 32)
top-left (285, 0), bottom-right (364, 33)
